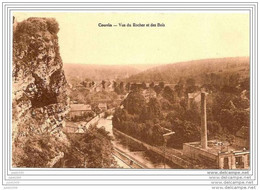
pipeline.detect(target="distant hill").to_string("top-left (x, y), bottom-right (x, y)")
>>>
top-left (63, 64), bottom-right (151, 84)
top-left (127, 57), bottom-right (250, 84)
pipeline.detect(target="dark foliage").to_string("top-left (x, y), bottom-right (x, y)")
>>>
top-left (64, 126), bottom-right (116, 168)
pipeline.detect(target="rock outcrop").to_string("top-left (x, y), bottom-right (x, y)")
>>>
top-left (12, 17), bottom-right (69, 167)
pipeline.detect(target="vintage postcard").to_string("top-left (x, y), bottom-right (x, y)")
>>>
top-left (12, 11), bottom-right (250, 170)
top-left (2, 2), bottom-right (258, 189)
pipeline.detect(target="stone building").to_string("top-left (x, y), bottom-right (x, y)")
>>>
top-left (183, 140), bottom-right (250, 169)
top-left (187, 91), bottom-right (201, 110)
top-left (69, 104), bottom-right (92, 118)
top-left (183, 92), bottom-right (250, 169)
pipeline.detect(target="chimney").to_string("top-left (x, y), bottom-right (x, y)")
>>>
top-left (187, 93), bottom-right (191, 110)
top-left (201, 92), bottom-right (207, 149)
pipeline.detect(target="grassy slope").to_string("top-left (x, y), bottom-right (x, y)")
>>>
top-left (127, 57), bottom-right (249, 84)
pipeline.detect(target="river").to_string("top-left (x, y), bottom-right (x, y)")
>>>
top-left (96, 116), bottom-right (180, 169)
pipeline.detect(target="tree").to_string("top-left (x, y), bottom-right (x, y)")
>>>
top-left (167, 119), bottom-right (200, 148)
top-left (219, 109), bottom-right (234, 133)
top-left (240, 77), bottom-right (250, 91)
top-left (113, 81), bottom-right (117, 89)
top-left (80, 81), bottom-right (87, 87)
top-left (207, 121), bottom-right (222, 138)
top-left (228, 73), bottom-right (240, 88)
top-left (141, 82), bottom-right (147, 89)
top-left (92, 104), bottom-right (101, 115)
top-left (154, 85), bottom-right (162, 96)
top-left (101, 80), bottom-right (106, 89)
top-left (125, 82), bottom-right (131, 91)
top-left (114, 86), bottom-right (121, 95)
top-left (175, 79), bottom-right (185, 97)
top-left (122, 91), bottom-right (146, 115)
top-left (186, 78), bottom-right (196, 93)
top-left (159, 81), bottom-right (165, 89)
top-left (119, 82), bottom-right (124, 93)
top-left (149, 82), bottom-right (155, 88)
top-left (160, 98), bottom-right (174, 111)
top-left (147, 97), bottom-right (161, 119)
top-left (150, 124), bottom-right (164, 146)
top-left (65, 126), bottom-right (116, 168)
top-left (162, 86), bottom-right (175, 103)
top-left (112, 108), bottom-right (128, 131)
top-left (130, 83), bottom-right (139, 92)
top-left (15, 133), bottom-right (65, 167)
top-left (182, 121), bottom-right (200, 142)
top-left (233, 109), bottom-right (249, 134)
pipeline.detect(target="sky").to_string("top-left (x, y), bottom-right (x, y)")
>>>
top-left (13, 12), bottom-right (249, 65)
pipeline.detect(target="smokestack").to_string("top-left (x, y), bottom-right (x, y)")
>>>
top-left (201, 92), bottom-right (207, 149)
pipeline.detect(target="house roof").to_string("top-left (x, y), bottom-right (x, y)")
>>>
top-left (188, 91), bottom-right (201, 99)
top-left (98, 103), bottom-right (107, 108)
top-left (236, 126), bottom-right (249, 139)
top-left (164, 84), bottom-right (176, 89)
top-left (70, 104), bottom-right (91, 111)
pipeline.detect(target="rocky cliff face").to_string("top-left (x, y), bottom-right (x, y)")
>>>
top-left (12, 18), bottom-right (69, 167)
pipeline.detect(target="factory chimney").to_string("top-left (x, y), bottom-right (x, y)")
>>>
top-left (201, 91), bottom-right (208, 149)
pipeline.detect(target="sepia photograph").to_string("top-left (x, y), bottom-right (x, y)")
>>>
top-left (12, 12), bottom-right (250, 170)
